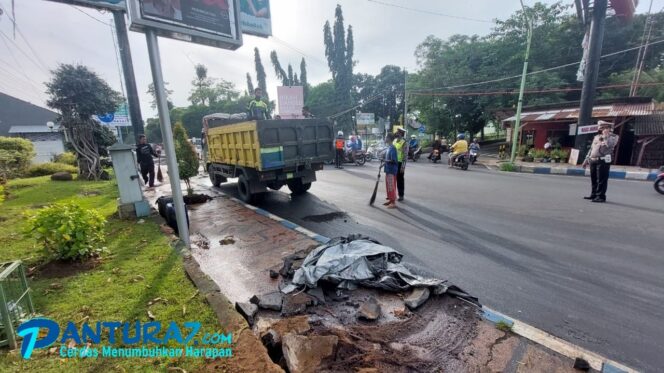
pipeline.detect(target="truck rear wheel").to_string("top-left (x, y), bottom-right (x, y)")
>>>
top-left (287, 178), bottom-right (312, 195)
top-left (237, 174), bottom-right (254, 203)
top-left (208, 165), bottom-right (226, 187)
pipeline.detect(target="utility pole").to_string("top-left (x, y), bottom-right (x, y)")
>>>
top-left (403, 68), bottom-right (408, 130)
top-left (574, 0), bottom-right (608, 161)
top-left (146, 30), bottom-right (190, 248)
top-left (509, 2), bottom-right (533, 163)
top-left (112, 10), bottom-right (144, 143)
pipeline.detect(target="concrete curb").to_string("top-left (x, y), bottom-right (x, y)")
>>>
top-left (208, 184), bottom-right (639, 373)
top-left (488, 163), bottom-right (658, 181)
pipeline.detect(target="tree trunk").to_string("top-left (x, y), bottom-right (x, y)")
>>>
top-left (66, 120), bottom-right (103, 180)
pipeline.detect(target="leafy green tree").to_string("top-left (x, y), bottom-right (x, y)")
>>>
top-left (46, 64), bottom-right (121, 180)
top-left (246, 73), bottom-right (254, 95)
top-left (306, 80), bottom-right (336, 118)
top-left (172, 123), bottom-right (199, 195)
top-left (147, 82), bottom-right (174, 110)
top-left (324, 4), bottom-right (354, 132)
top-left (144, 117), bottom-right (163, 144)
top-left (189, 64), bottom-right (216, 106)
top-left (254, 47), bottom-right (268, 98)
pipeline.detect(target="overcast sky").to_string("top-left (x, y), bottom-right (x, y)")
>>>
top-left (0, 0), bottom-right (661, 119)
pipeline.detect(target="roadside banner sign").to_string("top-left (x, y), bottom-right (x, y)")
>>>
top-left (240, 0), bottom-right (271, 37)
top-left (356, 113), bottom-right (375, 125)
top-left (127, 0), bottom-right (242, 50)
top-left (577, 124), bottom-right (599, 135)
top-left (277, 86), bottom-right (304, 119)
top-left (95, 103), bottom-right (131, 126)
top-left (46, 0), bottom-right (126, 11)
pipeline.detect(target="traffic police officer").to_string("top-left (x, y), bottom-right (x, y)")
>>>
top-left (582, 120), bottom-right (619, 203)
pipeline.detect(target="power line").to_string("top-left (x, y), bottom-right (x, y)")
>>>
top-left (0, 29), bottom-right (50, 75)
top-left (270, 36), bottom-right (328, 66)
top-left (0, 4), bottom-right (50, 72)
top-left (366, 0), bottom-right (494, 23)
top-left (409, 82), bottom-right (664, 97)
top-left (69, 5), bottom-right (109, 25)
top-left (409, 36), bottom-right (664, 93)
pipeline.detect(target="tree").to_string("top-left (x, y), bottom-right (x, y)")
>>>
top-left (254, 47), bottom-right (268, 98)
top-left (172, 123), bottom-right (199, 195)
top-left (147, 82), bottom-right (174, 110)
top-left (246, 73), bottom-right (254, 94)
top-left (306, 80), bottom-right (336, 118)
top-left (300, 58), bottom-right (309, 101)
top-left (144, 117), bottom-right (163, 144)
top-left (270, 50), bottom-right (290, 86)
top-left (46, 64), bottom-right (121, 180)
top-left (189, 64), bottom-right (217, 106)
top-left (324, 5), bottom-right (354, 132)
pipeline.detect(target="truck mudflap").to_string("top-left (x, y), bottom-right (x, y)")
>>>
top-left (257, 166), bottom-right (319, 184)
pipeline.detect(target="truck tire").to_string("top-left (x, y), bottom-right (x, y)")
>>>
top-left (208, 165), bottom-right (226, 187)
top-left (287, 178), bottom-right (312, 195)
top-left (237, 174), bottom-right (254, 203)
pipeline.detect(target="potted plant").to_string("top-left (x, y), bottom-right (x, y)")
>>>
top-left (533, 148), bottom-right (547, 163)
top-left (522, 149), bottom-right (534, 162)
top-left (551, 149), bottom-right (562, 163)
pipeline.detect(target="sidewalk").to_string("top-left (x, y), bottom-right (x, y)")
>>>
top-left (480, 156), bottom-right (660, 181)
top-left (146, 173), bottom-right (636, 372)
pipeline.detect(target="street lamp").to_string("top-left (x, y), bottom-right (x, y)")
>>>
top-left (510, 0), bottom-right (534, 163)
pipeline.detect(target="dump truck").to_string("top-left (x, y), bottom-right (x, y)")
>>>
top-left (203, 114), bottom-right (334, 203)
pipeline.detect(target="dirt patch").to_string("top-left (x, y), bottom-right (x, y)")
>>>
top-left (79, 190), bottom-right (101, 196)
top-left (312, 296), bottom-right (480, 372)
top-left (33, 257), bottom-right (103, 279)
top-left (302, 212), bottom-right (348, 223)
top-left (183, 193), bottom-right (212, 205)
top-left (200, 329), bottom-right (283, 373)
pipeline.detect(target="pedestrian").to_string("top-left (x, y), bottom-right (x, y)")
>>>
top-left (383, 133), bottom-right (398, 209)
top-left (136, 134), bottom-right (159, 188)
top-left (393, 127), bottom-right (408, 201)
top-left (247, 87), bottom-right (270, 120)
top-left (582, 120), bottom-right (619, 203)
top-left (335, 130), bottom-right (345, 169)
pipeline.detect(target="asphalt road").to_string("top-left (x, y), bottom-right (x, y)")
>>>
top-left (211, 159), bottom-right (664, 371)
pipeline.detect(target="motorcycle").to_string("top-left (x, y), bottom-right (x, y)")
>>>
top-left (469, 149), bottom-right (478, 165)
top-left (366, 144), bottom-right (386, 162)
top-left (408, 146), bottom-right (422, 162)
top-left (655, 171), bottom-right (664, 195)
top-left (429, 149), bottom-right (441, 163)
top-left (450, 152), bottom-right (469, 170)
top-left (342, 149), bottom-right (366, 166)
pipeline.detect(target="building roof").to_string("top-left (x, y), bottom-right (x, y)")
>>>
top-left (8, 125), bottom-right (61, 134)
top-left (502, 102), bottom-right (655, 123)
top-left (0, 92), bottom-right (58, 136)
top-left (633, 114), bottom-right (664, 136)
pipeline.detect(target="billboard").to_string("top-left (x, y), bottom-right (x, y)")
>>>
top-left (127, 0), bottom-right (242, 50)
top-left (277, 86), bottom-right (303, 119)
top-left (356, 113), bottom-right (374, 125)
top-left (46, 0), bottom-right (126, 11)
top-left (239, 0), bottom-right (271, 37)
top-left (95, 103), bottom-right (131, 127)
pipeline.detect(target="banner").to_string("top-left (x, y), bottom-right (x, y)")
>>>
top-left (128, 0), bottom-right (242, 50)
top-left (577, 124), bottom-right (599, 135)
top-left (96, 103), bottom-right (131, 127)
top-left (356, 113), bottom-right (374, 125)
top-left (239, 0), bottom-right (271, 37)
top-left (46, 0), bottom-right (126, 11)
top-left (277, 86), bottom-right (303, 119)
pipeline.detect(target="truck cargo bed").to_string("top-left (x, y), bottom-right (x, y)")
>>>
top-left (207, 119), bottom-right (333, 171)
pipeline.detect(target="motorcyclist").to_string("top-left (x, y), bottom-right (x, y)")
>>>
top-left (429, 137), bottom-right (442, 161)
top-left (335, 130), bottom-right (345, 169)
top-left (409, 135), bottom-right (419, 150)
top-left (449, 133), bottom-right (468, 166)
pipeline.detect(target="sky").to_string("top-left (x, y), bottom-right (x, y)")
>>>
top-left (0, 0), bottom-right (661, 120)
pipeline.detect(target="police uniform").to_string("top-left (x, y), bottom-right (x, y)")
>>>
top-left (393, 134), bottom-right (408, 201)
top-left (583, 122), bottom-right (619, 203)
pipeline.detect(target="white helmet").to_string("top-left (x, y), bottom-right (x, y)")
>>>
top-left (337, 130), bottom-right (343, 136)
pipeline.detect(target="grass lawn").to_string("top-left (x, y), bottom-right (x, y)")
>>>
top-left (0, 176), bottom-right (231, 372)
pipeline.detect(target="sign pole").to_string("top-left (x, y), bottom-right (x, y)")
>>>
top-left (145, 29), bottom-right (190, 248)
top-left (112, 10), bottom-right (144, 143)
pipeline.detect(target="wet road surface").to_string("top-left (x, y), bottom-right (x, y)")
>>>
top-left (206, 161), bottom-right (664, 371)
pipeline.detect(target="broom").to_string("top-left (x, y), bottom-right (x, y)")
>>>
top-left (369, 161), bottom-right (383, 206)
top-left (156, 153), bottom-right (164, 182)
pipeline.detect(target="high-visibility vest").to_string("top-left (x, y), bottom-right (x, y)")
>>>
top-left (335, 138), bottom-right (345, 150)
top-left (394, 138), bottom-right (406, 162)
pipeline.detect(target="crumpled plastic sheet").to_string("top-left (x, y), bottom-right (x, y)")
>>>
top-left (287, 236), bottom-right (478, 305)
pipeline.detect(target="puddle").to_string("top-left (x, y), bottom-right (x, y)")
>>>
top-left (302, 211), bottom-right (348, 223)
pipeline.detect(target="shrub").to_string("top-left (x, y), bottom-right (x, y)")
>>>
top-left (25, 203), bottom-right (106, 260)
top-left (53, 152), bottom-right (77, 165)
top-left (0, 184), bottom-right (4, 203)
top-left (532, 148), bottom-right (548, 159)
top-left (551, 148), bottom-right (570, 160)
top-left (0, 136), bottom-right (35, 180)
top-left (173, 122), bottom-right (199, 195)
top-left (500, 162), bottom-right (517, 172)
top-left (26, 162), bottom-right (78, 177)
